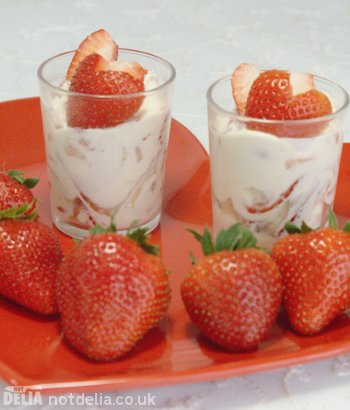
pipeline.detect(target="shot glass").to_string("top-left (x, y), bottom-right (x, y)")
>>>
top-left (207, 74), bottom-right (349, 249)
top-left (38, 49), bottom-right (175, 238)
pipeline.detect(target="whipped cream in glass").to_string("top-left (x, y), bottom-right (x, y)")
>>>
top-left (38, 50), bottom-right (175, 238)
top-left (207, 75), bottom-right (349, 249)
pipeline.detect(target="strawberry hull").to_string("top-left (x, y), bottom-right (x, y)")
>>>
top-left (38, 50), bottom-right (175, 238)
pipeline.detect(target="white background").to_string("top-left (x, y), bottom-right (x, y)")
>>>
top-left (1, 0), bottom-right (350, 409)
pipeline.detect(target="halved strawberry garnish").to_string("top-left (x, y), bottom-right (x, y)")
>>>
top-left (245, 70), bottom-right (291, 120)
top-left (231, 64), bottom-right (332, 137)
top-left (66, 29), bottom-right (118, 81)
top-left (67, 53), bottom-right (144, 129)
top-left (110, 60), bottom-right (148, 82)
top-left (231, 63), bottom-right (259, 114)
top-left (286, 89), bottom-right (332, 119)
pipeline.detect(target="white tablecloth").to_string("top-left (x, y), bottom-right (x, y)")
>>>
top-left (1, 0), bottom-right (350, 409)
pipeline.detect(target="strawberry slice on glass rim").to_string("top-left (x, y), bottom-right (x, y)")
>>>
top-left (231, 63), bottom-right (332, 137)
top-left (65, 29), bottom-right (148, 129)
top-left (67, 53), bottom-right (145, 129)
top-left (66, 29), bottom-right (118, 81)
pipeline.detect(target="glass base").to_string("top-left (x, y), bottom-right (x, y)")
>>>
top-left (52, 212), bottom-right (161, 239)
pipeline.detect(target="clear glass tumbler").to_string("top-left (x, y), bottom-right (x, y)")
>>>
top-left (38, 49), bottom-right (175, 238)
top-left (207, 74), bottom-right (349, 249)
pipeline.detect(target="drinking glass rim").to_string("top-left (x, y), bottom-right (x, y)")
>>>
top-left (37, 48), bottom-right (176, 99)
top-left (207, 73), bottom-right (349, 125)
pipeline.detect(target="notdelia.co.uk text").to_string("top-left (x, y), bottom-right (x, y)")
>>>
top-left (3, 386), bottom-right (157, 407)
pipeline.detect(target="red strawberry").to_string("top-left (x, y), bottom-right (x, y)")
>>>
top-left (67, 53), bottom-right (145, 128)
top-left (286, 89), bottom-right (332, 119)
top-left (56, 225), bottom-right (171, 361)
top-left (271, 211), bottom-right (350, 335)
top-left (0, 219), bottom-right (63, 315)
top-left (66, 29), bottom-right (118, 81)
top-left (0, 170), bottom-right (39, 220)
top-left (181, 225), bottom-right (282, 351)
top-left (245, 70), bottom-right (291, 119)
top-left (231, 64), bottom-right (331, 137)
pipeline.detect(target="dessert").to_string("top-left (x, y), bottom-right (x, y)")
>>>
top-left (271, 212), bottom-right (350, 335)
top-left (56, 224), bottom-right (171, 361)
top-left (38, 29), bottom-right (175, 237)
top-left (181, 225), bottom-right (282, 350)
top-left (208, 63), bottom-right (348, 248)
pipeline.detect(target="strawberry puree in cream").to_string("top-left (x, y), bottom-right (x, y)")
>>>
top-left (41, 71), bottom-right (171, 235)
top-left (209, 115), bottom-right (343, 249)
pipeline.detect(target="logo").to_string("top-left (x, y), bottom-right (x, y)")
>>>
top-left (3, 386), bottom-right (43, 406)
top-left (2, 386), bottom-right (156, 407)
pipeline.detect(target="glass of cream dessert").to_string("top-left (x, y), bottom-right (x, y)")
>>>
top-left (207, 63), bottom-right (349, 249)
top-left (38, 29), bottom-right (175, 238)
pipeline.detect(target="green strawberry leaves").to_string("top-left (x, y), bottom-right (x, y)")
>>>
top-left (188, 223), bottom-right (258, 257)
top-left (126, 228), bottom-right (159, 256)
top-left (8, 170), bottom-right (39, 189)
top-left (189, 207), bottom-right (350, 263)
top-left (285, 209), bottom-right (350, 235)
top-left (328, 209), bottom-right (338, 229)
top-left (0, 169), bottom-right (39, 221)
top-left (188, 227), bottom-right (215, 256)
top-left (89, 221), bottom-right (117, 235)
top-left (215, 223), bottom-right (258, 251)
top-left (344, 221), bottom-right (350, 233)
top-left (0, 202), bottom-right (37, 221)
top-left (285, 221), bottom-right (313, 234)
top-left (88, 221), bottom-right (159, 256)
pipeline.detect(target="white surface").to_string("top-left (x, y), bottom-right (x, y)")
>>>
top-left (1, 0), bottom-right (350, 409)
